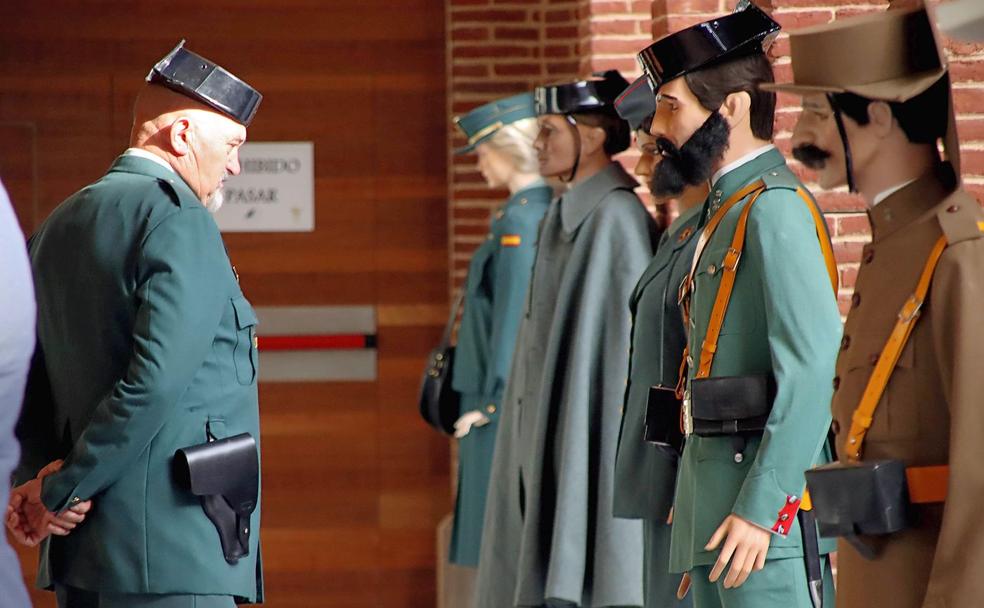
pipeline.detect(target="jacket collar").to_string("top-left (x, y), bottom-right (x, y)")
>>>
top-left (868, 164), bottom-right (957, 242)
top-left (707, 147), bottom-right (786, 213)
top-left (561, 161), bottom-right (638, 234)
top-left (506, 180), bottom-right (551, 208)
top-left (630, 201), bottom-right (705, 310)
top-left (107, 153), bottom-right (199, 205)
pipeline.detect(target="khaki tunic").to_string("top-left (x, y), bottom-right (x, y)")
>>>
top-left (830, 166), bottom-right (984, 608)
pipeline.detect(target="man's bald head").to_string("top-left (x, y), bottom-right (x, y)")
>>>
top-left (130, 84), bottom-right (247, 209)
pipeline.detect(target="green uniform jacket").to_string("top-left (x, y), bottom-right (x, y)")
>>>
top-left (476, 162), bottom-right (655, 608)
top-left (669, 148), bottom-right (841, 573)
top-left (18, 154), bottom-right (263, 601)
top-left (614, 204), bottom-right (703, 608)
top-left (449, 183), bottom-right (550, 567)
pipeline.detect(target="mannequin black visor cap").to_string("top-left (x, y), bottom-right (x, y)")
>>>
top-left (637, 3), bottom-right (780, 91)
top-left (534, 70), bottom-right (631, 116)
top-left (147, 41), bottom-right (262, 127)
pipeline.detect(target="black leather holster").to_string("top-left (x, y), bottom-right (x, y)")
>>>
top-left (175, 432), bottom-right (259, 564)
top-left (690, 374), bottom-right (775, 436)
top-left (643, 385), bottom-right (684, 453)
top-left (805, 459), bottom-right (910, 558)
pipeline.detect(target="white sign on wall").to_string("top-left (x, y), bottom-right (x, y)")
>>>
top-left (213, 142), bottom-right (315, 232)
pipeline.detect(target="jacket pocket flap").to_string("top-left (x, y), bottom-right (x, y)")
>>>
top-left (231, 295), bottom-right (258, 330)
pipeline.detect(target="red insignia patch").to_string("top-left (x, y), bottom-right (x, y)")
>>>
top-left (771, 495), bottom-right (802, 536)
top-left (677, 226), bottom-right (694, 243)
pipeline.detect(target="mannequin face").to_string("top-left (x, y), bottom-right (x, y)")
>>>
top-left (791, 93), bottom-right (882, 191)
top-left (633, 128), bottom-right (659, 179)
top-left (647, 75), bottom-right (731, 198)
top-left (475, 142), bottom-right (514, 189)
top-left (534, 114), bottom-right (606, 179)
top-left (791, 94), bottom-right (848, 190)
top-left (648, 76), bottom-right (711, 152)
top-left (534, 114), bottom-right (578, 178)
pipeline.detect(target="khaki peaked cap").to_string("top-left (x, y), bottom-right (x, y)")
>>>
top-left (763, 7), bottom-right (946, 102)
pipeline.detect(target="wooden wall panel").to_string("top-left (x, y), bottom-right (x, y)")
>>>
top-left (0, 1), bottom-right (449, 606)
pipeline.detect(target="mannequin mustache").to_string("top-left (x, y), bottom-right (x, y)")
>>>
top-left (792, 144), bottom-right (832, 170)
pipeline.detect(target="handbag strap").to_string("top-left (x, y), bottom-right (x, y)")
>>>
top-left (844, 235), bottom-right (948, 461)
top-left (682, 182), bottom-right (838, 380)
top-left (438, 290), bottom-right (466, 349)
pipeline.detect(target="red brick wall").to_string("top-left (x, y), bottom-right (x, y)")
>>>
top-left (446, 0), bottom-right (984, 313)
top-left (447, 0), bottom-right (584, 288)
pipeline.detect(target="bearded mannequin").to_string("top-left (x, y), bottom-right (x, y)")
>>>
top-left (637, 10), bottom-right (842, 604)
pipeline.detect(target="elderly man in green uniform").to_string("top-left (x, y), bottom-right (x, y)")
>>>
top-left (611, 76), bottom-right (706, 608)
top-left (8, 42), bottom-right (264, 607)
top-left (476, 71), bottom-right (655, 608)
top-left (770, 6), bottom-right (984, 607)
top-left (636, 4), bottom-right (841, 607)
top-left (447, 93), bottom-right (550, 574)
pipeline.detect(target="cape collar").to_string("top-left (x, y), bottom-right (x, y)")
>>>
top-left (561, 161), bottom-right (639, 234)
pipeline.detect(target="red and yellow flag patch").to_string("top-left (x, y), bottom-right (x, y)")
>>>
top-left (501, 234), bottom-right (522, 247)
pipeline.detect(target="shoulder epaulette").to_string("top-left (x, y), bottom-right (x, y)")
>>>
top-left (936, 189), bottom-right (984, 246)
top-left (155, 178), bottom-right (183, 207)
top-left (760, 167), bottom-right (802, 192)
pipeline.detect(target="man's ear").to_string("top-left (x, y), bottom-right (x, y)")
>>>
top-left (719, 91), bottom-right (751, 130)
top-left (866, 101), bottom-right (895, 139)
top-left (579, 123), bottom-right (606, 157)
top-left (169, 117), bottom-right (193, 157)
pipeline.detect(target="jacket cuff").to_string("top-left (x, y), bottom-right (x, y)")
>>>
top-left (732, 470), bottom-right (803, 538)
top-left (40, 470), bottom-right (83, 514)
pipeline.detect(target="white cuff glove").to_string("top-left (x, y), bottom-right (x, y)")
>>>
top-left (453, 410), bottom-right (491, 438)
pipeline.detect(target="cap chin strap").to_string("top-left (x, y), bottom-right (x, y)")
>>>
top-left (562, 114), bottom-right (582, 183)
top-left (826, 93), bottom-right (857, 194)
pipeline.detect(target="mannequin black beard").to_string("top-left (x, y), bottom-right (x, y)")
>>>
top-left (649, 111), bottom-right (731, 198)
top-left (792, 144), bottom-right (832, 170)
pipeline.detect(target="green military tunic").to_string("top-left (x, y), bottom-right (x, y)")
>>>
top-left (670, 148), bottom-right (840, 604)
top-left (614, 203), bottom-right (703, 608)
top-left (18, 153), bottom-right (263, 602)
top-left (450, 182), bottom-right (550, 567)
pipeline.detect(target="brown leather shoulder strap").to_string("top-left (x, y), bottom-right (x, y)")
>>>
top-left (690, 184), bottom-right (839, 379)
top-left (844, 235), bottom-right (948, 461)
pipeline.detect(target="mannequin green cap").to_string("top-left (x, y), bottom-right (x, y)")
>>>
top-left (453, 93), bottom-right (537, 155)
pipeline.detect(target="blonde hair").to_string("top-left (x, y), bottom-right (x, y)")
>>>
top-left (486, 117), bottom-right (539, 174)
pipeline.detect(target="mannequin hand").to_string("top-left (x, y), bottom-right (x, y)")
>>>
top-left (677, 572), bottom-right (691, 599)
top-left (453, 410), bottom-right (491, 438)
top-left (705, 514), bottom-right (771, 589)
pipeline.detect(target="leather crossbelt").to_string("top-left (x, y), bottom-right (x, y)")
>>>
top-left (679, 180), bottom-right (839, 382)
top-left (843, 235), bottom-right (950, 503)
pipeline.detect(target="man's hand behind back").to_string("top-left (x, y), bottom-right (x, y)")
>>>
top-left (6, 460), bottom-right (92, 547)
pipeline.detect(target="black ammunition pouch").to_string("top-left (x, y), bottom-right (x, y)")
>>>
top-left (643, 385), bottom-right (684, 453)
top-left (691, 374), bottom-right (775, 437)
top-left (175, 432), bottom-right (259, 564)
top-left (804, 459), bottom-right (909, 559)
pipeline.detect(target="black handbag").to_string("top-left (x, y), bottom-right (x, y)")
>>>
top-left (418, 292), bottom-right (463, 435)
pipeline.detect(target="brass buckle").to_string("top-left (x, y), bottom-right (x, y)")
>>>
top-left (723, 247), bottom-right (742, 272)
top-left (898, 295), bottom-right (923, 323)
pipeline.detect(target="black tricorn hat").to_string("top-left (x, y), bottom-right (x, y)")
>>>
top-left (637, 2), bottom-right (780, 91)
top-left (614, 76), bottom-right (656, 132)
top-left (147, 40), bottom-right (262, 127)
top-left (534, 70), bottom-right (630, 116)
